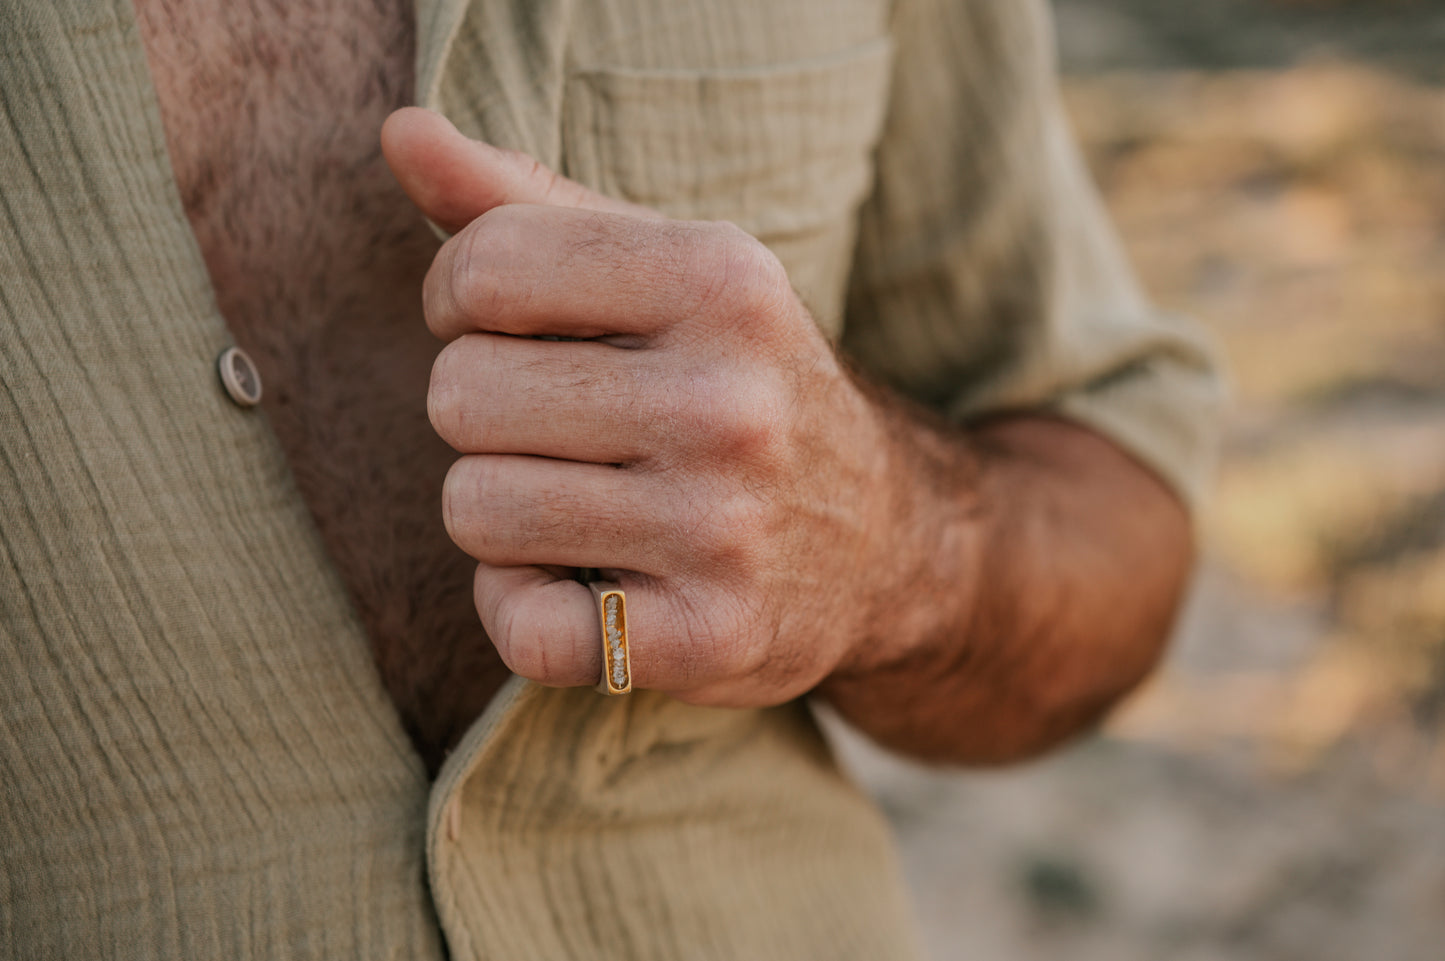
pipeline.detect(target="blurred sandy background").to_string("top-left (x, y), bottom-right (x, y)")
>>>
top-left (824, 1), bottom-right (1445, 958)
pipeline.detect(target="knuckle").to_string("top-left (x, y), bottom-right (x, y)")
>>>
top-left (652, 588), bottom-right (772, 696)
top-left (644, 592), bottom-right (715, 687)
top-left (427, 343), bottom-right (465, 445)
top-left (428, 337), bottom-right (493, 450)
top-left (421, 264), bottom-right (443, 336)
top-left (441, 463), bottom-right (462, 546)
top-left (728, 387), bottom-right (788, 462)
top-left (485, 588), bottom-right (529, 670)
top-left (701, 598), bottom-right (764, 680)
top-left (687, 371), bottom-right (787, 464)
top-left (441, 457), bottom-right (491, 552)
top-left (445, 226), bottom-right (488, 323)
top-left (675, 222), bottom-right (780, 320)
top-left (495, 596), bottom-right (576, 685)
top-left (721, 594), bottom-right (784, 682)
top-left (660, 590), bottom-right (795, 705)
top-left (476, 574), bottom-right (513, 658)
top-left (690, 491), bottom-right (767, 570)
top-left (422, 253), bottom-right (461, 341)
top-left (497, 621), bottom-right (546, 681)
top-left (447, 209), bottom-right (517, 323)
top-left (672, 367), bottom-right (730, 438)
top-left (717, 225), bottom-right (789, 317)
top-left (494, 604), bottom-right (543, 680)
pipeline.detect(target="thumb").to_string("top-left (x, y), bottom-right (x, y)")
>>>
top-left (380, 107), bottom-right (657, 233)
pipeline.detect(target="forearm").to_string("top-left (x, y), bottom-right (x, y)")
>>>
top-left (820, 396), bottom-right (1194, 765)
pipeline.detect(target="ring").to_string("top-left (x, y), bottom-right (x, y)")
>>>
top-left (588, 582), bottom-right (632, 695)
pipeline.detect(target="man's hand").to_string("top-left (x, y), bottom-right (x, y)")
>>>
top-left (382, 107), bottom-right (906, 708)
top-left (382, 107), bottom-right (1194, 762)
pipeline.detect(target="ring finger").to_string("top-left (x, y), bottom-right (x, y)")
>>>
top-left (472, 563), bottom-right (711, 692)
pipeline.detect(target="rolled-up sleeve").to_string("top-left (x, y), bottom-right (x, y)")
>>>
top-left (842, 0), bottom-right (1224, 511)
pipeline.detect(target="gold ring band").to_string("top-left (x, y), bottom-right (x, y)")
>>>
top-left (589, 582), bottom-right (632, 695)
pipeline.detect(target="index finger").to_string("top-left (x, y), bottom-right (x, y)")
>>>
top-left (422, 204), bottom-right (741, 342)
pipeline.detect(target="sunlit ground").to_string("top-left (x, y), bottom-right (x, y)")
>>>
top-left (1079, 59), bottom-right (1445, 786)
top-left (827, 2), bottom-right (1445, 958)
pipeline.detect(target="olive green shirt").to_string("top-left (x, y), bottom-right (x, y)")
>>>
top-left (0, 1), bottom-right (1221, 958)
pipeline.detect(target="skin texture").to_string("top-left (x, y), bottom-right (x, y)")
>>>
top-left (135, 0), bottom-right (1192, 771)
top-left (384, 109), bottom-right (1195, 762)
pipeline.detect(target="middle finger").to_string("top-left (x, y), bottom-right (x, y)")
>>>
top-left (430, 332), bottom-right (664, 463)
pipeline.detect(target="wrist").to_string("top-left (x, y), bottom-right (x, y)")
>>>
top-left (828, 384), bottom-right (991, 682)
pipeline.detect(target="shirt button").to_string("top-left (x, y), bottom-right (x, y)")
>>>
top-left (216, 346), bottom-right (263, 407)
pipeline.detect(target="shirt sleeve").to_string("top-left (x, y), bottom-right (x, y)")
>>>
top-left (841, 0), bottom-right (1225, 511)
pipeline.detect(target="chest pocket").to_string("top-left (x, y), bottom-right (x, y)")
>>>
top-left (560, 38), bottom-right (893, 336)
